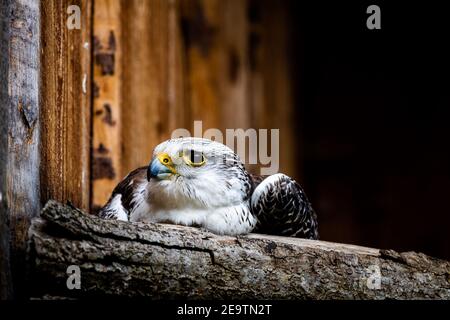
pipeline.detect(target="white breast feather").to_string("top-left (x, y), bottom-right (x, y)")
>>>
top-left (128, 175), bottom-right (255, 235)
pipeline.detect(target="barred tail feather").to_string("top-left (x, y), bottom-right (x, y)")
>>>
top-left (251, 173), bottom-right (319, 240)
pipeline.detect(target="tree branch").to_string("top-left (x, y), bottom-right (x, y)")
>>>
top-left (27, 200), bottom-right (450, 299)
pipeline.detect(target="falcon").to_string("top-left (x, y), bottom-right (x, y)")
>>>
top-left (99, 137), bottom-right (319, 239)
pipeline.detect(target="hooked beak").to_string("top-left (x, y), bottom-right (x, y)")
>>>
top-left (147, 153), bottom-right (177, 181)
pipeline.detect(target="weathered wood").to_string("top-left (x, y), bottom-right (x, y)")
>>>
top-left (0, 0), bottom-right (13, 299)
top-left (0, 0), bottom-right (41, 299)
top-left (28, 200), bottom-right (450, 299)
top-left (0, 102), bottom-right (11, 297)
top-left (40, 0), bottom-right (92, 212)
top-left (92, 0), bottom-right (122, 210)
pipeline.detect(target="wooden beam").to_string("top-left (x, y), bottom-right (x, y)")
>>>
top-left (40, 0), bottom-right (92, 212)
top-left (29, 201), bottom-right (450, 299)
top-left (0, 0), bottom-right (41, 298)
top-left (0, 0), bottom-right (13, 300)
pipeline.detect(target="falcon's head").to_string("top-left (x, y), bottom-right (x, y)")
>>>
top-left (146, 138), bottom-right (252, 209)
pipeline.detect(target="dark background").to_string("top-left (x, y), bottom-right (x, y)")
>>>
top-left (290, 1), bottom-right (450, 259)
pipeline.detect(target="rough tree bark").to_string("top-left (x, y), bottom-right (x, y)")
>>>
top-left (28, 201), bottom-right (450, 299)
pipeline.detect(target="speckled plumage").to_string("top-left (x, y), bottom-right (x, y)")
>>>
top-left (99, 137), bottom-right (318, 239)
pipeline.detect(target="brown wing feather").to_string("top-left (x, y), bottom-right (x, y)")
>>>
top-left (99, 167), bottom-right (147, 220)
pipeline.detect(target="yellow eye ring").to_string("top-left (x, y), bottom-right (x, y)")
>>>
top-left (183, 150), bottom-right (206, 167)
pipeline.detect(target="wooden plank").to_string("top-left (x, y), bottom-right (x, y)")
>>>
top-left (91, 0), bottom-right (121, 211)
top-left (180, 0), bottom-right (256, 164)
top-left (179, 0), bottom-right (222, 132)
top-left (40, 0), bottom-right (92, 212)
top-left (166, 0), bottom-right (188, 136)
top-left (0, 0), bottom-right (41, 298)
top-left (120, 0), bottom-right (171, 175)
top-left (219, 0), bottom-right (250, 131)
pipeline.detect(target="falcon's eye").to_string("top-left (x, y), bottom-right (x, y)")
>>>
top-left (183, 149), bottom-right (206, 167)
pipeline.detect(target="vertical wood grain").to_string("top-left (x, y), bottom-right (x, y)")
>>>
top-left (93, 0), bottom-right (188, 208)
top-left (219, 0), bottom-right (250, 130)
top-left (40, 0), bottom-right (92, 211)
top-left (0, 0), bottom-right (41, 298)
top-left (120, 0), bottom-right (169, 176)
top-left (179, 0), bottom-right (258, 170)
top-left (91, 0), bottom-right (121, 210)
top-left (166, 0), bottom-right (188, 136)
top-left (0, 0), bottom-right (14, 300)
top-left (179, 0), bottom-right (222, 132)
